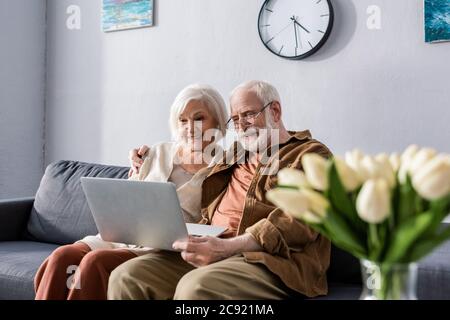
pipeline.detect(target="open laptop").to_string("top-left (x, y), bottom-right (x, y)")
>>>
top-left (80, 177), bottom-right (226, 251)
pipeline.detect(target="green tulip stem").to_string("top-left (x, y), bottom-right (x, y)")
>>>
top-left (370, 224), bottom-right (379, 244)
top-left (388, 211), bottom-right (395, 232)
top-left (378, 264), bottom-right (409, 300)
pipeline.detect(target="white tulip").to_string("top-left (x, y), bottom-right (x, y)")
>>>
top-left (375, 153), bottom-right (389, 162)
top-left (412, 155), bottom-right (450, 200)
top-left (335, 157), bottom-right (362, 192)
top-left (398, 145), bottom-right (420, 183)
top-left (300, 189), bottom-right (330, 220)
top-left (374, 154), bottom-right (396, 188)
top-left (301, 154), bottom-right (329, 191)
top-left (389, 153), bottom-right (401, 172)
top-left (345, 149), bottom-right (364, 173)
top-left (344, 153), bottom-right (396, 188)
top-left (359, 156), bottom-right (378, 181)
top-left (277, 168), bottom-right (310, 189)
top-left (345, 149), bottom-right (376, 182)
top-left (401, 144), bottom-right (420, 163)
top-left (356, 179), bottom-right (391, 224)
top-left (266, 188), bottom-right (309, 219)
top-left (408, 148), bottom-right (437, 176)
top-left (301, 211), bottom-right (324, 224)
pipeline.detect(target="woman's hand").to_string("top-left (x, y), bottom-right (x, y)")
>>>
top-left (128, 145), bottom-right (149, 177)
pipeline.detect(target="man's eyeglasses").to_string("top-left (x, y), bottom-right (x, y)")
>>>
top-left (226, 101), bottom-right (273, 130)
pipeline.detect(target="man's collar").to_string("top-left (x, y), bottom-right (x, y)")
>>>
top-left (285, 130), bottom-right (312, 143)
top-left (209, 130), bottom-right (313, 172)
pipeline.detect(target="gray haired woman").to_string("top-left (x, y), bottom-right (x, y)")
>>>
top-left (34, 84), bottom-right (228, 300)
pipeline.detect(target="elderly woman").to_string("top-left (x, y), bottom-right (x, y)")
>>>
top-left (34, 84), bottom-right (228, 300)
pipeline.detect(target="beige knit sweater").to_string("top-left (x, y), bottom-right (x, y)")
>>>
top-left (78, 141), bottom-right (211, 255)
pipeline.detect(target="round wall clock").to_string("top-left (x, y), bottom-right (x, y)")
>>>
top-left (258, 0), bottom-right (334, 60)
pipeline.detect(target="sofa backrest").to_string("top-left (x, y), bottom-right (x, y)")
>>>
top-left (24, 160), bottom-right (362, 284)
top-left (25, 160), bottom-right (129, 244)
top-left (327, 243), bottom-right (362, 285)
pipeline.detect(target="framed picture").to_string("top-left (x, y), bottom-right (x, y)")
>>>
top-left (102, 0), bottom-right (154, 32)
top-left (424, 0), bottom-right (450, 43)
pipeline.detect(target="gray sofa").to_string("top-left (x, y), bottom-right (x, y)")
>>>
top-left (0, 160), bottom-right (449, 300)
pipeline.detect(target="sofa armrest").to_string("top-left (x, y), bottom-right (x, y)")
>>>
top-left (0, 197), bottom-right (34, 241)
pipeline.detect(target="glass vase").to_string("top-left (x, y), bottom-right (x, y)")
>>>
top-left (359, 259), bottom-right (418, 300)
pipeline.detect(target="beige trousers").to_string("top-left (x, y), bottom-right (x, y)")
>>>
top-left (107, 251), bottom-right (294, 300)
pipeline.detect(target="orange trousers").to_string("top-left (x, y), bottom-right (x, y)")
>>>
top-left (34, 242), bottom-right (136, 300)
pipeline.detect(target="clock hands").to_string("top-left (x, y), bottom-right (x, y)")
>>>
top-left (293, 20), bottom-right (299, 50)
top-left (263, 15), bottom-right (312, 56)
top-left (290, 16), bottom-right (310, 34)
top-left (293, 19), bottom-right (303, 55)
top-left (265, 21), bottom-right (294, 44)
top-left (295, 20), bottom-right (310, 34)
top-left (291, 15), bottom-right (307, 55)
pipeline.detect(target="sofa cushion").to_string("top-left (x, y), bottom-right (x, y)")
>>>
top-left (418, 239), bottom-right (450, 300)
top-left (0, 241), bottom-right (59, 300)
top-left (25, 160), bottom-right (129, 244)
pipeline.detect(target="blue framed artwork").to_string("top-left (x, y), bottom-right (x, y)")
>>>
top-left (102, 0), bottom-right (154, 32)
top-left (424, 0), bottom-right (450, 43)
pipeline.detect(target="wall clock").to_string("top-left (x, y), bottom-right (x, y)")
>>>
top-left (258, 0), bottom-right (334, 60)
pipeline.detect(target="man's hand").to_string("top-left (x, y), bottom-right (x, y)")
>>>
top-left (128, 145), bottom-right (149, 177)
top-left (172, 236), bottom-right (231, 267)
top-left (172, 233), bottom-right (262, 267)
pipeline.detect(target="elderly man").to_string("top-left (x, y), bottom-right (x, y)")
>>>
top-left (108, 80), bottom-right (332, 300)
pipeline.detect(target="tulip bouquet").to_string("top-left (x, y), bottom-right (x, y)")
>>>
top-left (267, 145), bottom-right (450, 299)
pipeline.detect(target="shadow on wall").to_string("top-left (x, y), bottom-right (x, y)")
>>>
top-left (306, 0), bottom-right (357, 61)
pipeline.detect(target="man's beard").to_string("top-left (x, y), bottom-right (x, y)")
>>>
top-left (237, 114), bottom-right (277, 153)
top-left (238, 128), bottom-right (269, 153)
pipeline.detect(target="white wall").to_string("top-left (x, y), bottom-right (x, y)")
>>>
top-left (0, 0), bottom-right (47, 199)
top-left (45, 0), bottom-right (450, 168)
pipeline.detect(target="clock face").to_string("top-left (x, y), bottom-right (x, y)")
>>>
top-left (258, 0), bottom-right (334, 60)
